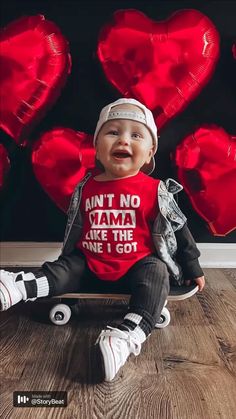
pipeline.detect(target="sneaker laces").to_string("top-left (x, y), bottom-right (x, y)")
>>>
top-left (96, 326), bottom-right (141, 356)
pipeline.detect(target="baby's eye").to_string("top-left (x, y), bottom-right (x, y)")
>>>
top-left (108, 130), bottom-right (119, 135)
top-left (132, 132), bottom-right (143, 139)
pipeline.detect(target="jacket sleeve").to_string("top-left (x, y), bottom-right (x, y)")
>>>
top-left (175, 222), bottom-right (204, 280)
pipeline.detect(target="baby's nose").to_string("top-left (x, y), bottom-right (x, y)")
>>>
top-left (118, 134), bottom-right (130, 145)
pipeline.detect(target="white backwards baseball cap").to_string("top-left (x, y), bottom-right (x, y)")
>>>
top-left (93, 98), bottom-right (158, 175)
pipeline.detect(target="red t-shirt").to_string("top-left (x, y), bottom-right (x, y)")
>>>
top-left (76, 172), bottom-right (160, 280)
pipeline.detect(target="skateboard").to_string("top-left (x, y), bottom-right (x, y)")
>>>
top-left (48, 284), bottom-right (199, 328)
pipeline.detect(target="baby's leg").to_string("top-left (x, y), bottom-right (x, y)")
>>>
top-left (0, 250), bottom-right (85, 311)
top-left (96, 255), bottom-right (169, 381)
top-left (122, 255), bottom-right (170, 337)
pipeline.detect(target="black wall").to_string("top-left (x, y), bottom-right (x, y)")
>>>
top-left (0, 0), bottom-right (235, 243)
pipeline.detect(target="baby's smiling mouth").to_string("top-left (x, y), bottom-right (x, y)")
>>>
top-left (112, 149), bottom-right (132, 159)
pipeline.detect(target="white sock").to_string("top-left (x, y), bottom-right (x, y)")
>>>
top-left (123, 313), bottom-right (147, 344)
top-left (130, 325), bottom-right (146, 344)
top-left (15, 272), bottom-right (28, 300)
top-left (15, 272), bottom-right (50, 300)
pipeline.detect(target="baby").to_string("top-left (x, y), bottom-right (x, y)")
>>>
top-left (0, 98), bottom-right (205, 381)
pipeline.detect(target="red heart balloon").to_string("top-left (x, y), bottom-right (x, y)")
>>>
top-left (0, 144), bottom-right (10, 192)
top-left (0, 15), bottom-right (71, 145)
top-left (97, 9), bottom-right (220, 129)
top-left (172, 126), bottom-right (236, 236)
top-left (233, 43), bottom-right (236, 60)
top-left (31, 128), bottom-right (95, 212)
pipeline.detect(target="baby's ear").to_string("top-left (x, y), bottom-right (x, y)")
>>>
top-left (145, 149), bottom-right (153, 164)
top-left (149, 146), bottom-right (155, 159)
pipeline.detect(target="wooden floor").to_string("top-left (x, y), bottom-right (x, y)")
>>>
top-left (1, 268), bottom-right (236, 419)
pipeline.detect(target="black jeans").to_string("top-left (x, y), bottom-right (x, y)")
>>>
top-left (38, 251), bottom-right (170, 332)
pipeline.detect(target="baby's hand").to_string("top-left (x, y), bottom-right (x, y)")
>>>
top-left (185, 276), bottom-right (205, 292)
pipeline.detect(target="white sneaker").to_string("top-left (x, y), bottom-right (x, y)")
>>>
top-left (0, 270), bottom-right (24, 311)
top-left (96, 326), bottom-right (142, 381)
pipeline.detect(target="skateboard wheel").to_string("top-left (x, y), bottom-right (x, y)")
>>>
top-left (49, 304), bottom-right (72, 325)
top-left (155, 307), bottom-right (171, 329)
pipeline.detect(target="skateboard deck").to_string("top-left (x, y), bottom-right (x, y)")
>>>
top-left (48, 284), bottom-right (199, 327)
top-left (54, 284), bottom-right (199, 302)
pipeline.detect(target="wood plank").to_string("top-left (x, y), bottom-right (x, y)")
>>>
top-left (163, 363), bottom-right (236, 419)
top-left (221, 268), bottom-right (236, 289)
top-left (209, 322), bottom-right (236, 375)
top-left (197, 288), bottom-right (236, 326)
top-left (158, 325), bottom-right (224, 367)
top-left (167, 296), bottom-right (207, 327)
top-left (203, 268), bottom-right (236, 291)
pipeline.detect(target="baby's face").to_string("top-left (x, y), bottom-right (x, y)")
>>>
top-left (96, 104), bottom-right (154, 179)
